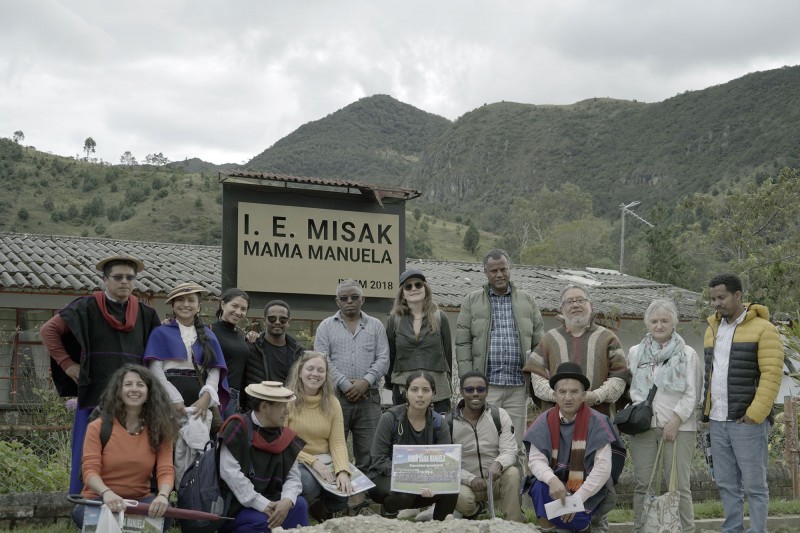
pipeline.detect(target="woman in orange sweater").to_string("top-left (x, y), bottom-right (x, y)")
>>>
top-left (71, 364), bottom-right (178, 528)
top-left (285, 351), bottom-right (352, 521)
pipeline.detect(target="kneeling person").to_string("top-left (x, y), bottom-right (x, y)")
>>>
top-left (450, 371), bottom-right (524, 522)
top-left (219, 381), bottom-right (308, 532)
top-left (525, 362), bottom-right (622, 532)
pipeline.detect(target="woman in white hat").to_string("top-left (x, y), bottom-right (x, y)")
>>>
top-left (144, 282), bottom-right (230, 425)
top-left (218, 381), bottom-right (309, 532)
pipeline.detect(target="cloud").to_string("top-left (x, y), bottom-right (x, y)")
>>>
top-left (1, 0), bottom-right (799, 164)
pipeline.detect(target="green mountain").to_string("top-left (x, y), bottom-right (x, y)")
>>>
top-left (409, 65), bottom-right (800, 224)
top-left (246, 94), bottom-right (452, 184)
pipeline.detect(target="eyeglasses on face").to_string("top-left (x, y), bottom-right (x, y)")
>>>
top-left (337, 295), bottom-right (361, 303)
top-left (403, 281), bottom-right (424, 291)
top-left (266, 316), bottom-right (289, 324)
top-left (462, 386), bottom-right (487, 394)
top-left (108, 274), bottom-right (136, 282)
top-left (561, 297), bottom-right (588, 306)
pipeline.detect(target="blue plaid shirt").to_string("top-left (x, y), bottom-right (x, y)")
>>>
top-left (486, 286), bottom-right (523, 386)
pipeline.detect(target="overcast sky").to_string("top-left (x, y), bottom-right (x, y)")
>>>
top-left (2, 1), bottom-right (799, 165)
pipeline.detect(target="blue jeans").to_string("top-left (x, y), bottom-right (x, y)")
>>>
top-left (710, 420), bottom-right (771, 533)
top-left (70, 406), bottom-right (93, 494)
top-left (337, 391), bottom-right (381, 474)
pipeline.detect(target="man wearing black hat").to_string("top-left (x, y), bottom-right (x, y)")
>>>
top-left (41, 255), bottom-right (161, 494)
top-left (523, 362), bottom-right (623, 533)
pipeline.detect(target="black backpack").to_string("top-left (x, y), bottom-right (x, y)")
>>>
top-left (177, 414), bottom-right (254, 533)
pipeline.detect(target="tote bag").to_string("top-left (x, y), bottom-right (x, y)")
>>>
top-left (641, 439), bottom-right (680, 533)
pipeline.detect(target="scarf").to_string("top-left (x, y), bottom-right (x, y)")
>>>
top-left (631, 332), bottom-right (688, 397)
top-left (547, 402), bottom-right (591, 492)
top-left (252, 426), bottom-right (299, 453)
top-left (93, 291), bottom-right (140, 332)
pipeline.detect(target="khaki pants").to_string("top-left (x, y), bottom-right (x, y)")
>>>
top-left (456, 465), bottom-right (525, 522)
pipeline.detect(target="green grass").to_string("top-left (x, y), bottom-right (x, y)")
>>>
top-left (606, 499), bottom-right (800, 523)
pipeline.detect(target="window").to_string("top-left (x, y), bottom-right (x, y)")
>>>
top-left (0, 308), bottom-right (55, 406)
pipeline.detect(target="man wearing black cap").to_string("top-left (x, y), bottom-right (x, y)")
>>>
top-left (523, 362), bottom-right (623, 533)
top-left (41, 255), bottom-right (161, 494)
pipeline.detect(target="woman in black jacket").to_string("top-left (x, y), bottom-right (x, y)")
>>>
top-left (368, 371), bottom-right (457, 520)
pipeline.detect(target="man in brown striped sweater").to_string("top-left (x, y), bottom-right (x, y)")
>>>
top-left (523, 284), bottom-right (630, 418)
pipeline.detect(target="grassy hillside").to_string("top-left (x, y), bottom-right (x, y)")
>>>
top-left (246, 94), bottom-right (452, 185)
top-left (409, 65), bottom-right (800, 225)
top-left (0, 140), bottom-right (223, 245)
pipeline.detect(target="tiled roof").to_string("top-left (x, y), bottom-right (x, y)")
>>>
top-left (406, 259), bottom-right (702, 320)
top-left (0, 233), bottom-right (702, 318)
top-left (0, 233), bottom-right (221, 297)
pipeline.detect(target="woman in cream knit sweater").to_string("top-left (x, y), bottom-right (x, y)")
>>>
top-left (286, 351), bottom-right (352, 520)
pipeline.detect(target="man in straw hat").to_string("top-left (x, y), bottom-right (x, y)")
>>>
top-left (41, 254), bottom-right (162, 494)
top-left (523, 362), bottom-right (624, 533)
top-left (219, 381), bottom-right (309, 531)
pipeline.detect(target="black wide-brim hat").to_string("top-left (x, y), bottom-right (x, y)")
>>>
top-left (549, 361), bottom-right (590, 390)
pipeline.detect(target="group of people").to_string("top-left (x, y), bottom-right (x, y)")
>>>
top-left (42, 250), bottom-right (782, 533)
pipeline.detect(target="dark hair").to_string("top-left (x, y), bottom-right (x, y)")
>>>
top-left (264, 299), bottom-right (291, 318)
top-left (97, 364), bottom-right (178, 452)
top-left (171, 291), bottom-right (219, 374)
top-left (460, 370), bottom-right (488, 389)
top-left (390, 279), bottom-right (440, 333)
top-left (709, 273), bottom-right (743, 294)
top-left (482, 248), bottom-right (511, 270)
top-left (405, 371), bottom-right (436, 395)
top-left (216, 288), bottom-right (250, 320)
top-left (102, 259), bottom-right (139, 277)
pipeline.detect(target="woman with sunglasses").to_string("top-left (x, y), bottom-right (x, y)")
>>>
top-left (385, 269), bottom-right (453, 414)
top-left (244, 300), bottom-right (306, 392)
top-left (211, 288), bottom-right (258, 416)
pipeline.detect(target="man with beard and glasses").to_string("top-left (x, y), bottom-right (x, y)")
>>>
top-left (244, 300), bottom-right (306, 396)
top-left (314, 279), bottom-right (390, 480)
top-left (701, 273), bottom-right (781, 533)
top-left (524, 284), bottom-right (629, 418)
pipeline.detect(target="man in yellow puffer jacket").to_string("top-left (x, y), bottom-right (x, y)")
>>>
top-left (701, 273), bottom-right (782, 533)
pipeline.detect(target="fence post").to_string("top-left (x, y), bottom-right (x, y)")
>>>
top-left (785, 395), bottom-right (800, 499)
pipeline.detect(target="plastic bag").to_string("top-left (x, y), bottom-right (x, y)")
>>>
top-left (96, 504), bottom-right (124, 533)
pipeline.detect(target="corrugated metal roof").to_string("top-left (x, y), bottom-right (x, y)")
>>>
top-left (0, 233), bottom-right (701, 318)
top-left (219, 170), bottom-right (422, 201)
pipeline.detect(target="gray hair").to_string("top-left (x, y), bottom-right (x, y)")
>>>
top-left (559, 283), bottom-right (591, 304)
top-left (336, 279), bottom-right (364, 297)
top-left (482, 248), bottom-right (511, 270)
top-left (644, 298), bottom-right (678, 328)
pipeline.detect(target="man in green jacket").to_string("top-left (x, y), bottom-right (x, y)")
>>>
top-left (456, 249), bottom-right (544, 456)
top-left (702, 273), bottom-right (782, 533)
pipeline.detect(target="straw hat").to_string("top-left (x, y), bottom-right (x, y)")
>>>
top-left (165, 282), bottom-right (208, 304)
top-left (245, 381), bottom-right (296, 403)
top-left (96, 254), bottom-right (145, 273)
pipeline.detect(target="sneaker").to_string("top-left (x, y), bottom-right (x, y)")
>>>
top-left (464, 501), bottom-right (486, 520)
top-left (415, 506), bottom-right (435, 522)
top-left (358, 505), bottom-right (377, 517)
top-left (452, 510), bottom-right (463, 519)
top-left (379, 505), bottom-right (397, 518)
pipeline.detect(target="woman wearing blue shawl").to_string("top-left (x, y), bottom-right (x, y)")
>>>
top-left (144, 282), bottom-right (230, 423)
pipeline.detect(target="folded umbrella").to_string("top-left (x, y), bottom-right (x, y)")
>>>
top-left (67, 494), bottom-right (233, 522)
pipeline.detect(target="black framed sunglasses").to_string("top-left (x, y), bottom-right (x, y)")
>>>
top-left (108, 274), bottom-right (136, 282)
top-left (403, 281), bottom-right (424, 291)
top-left (337, 295), bottom-right (361, 303)
top-left (463, 386), bottom-right (487, 394)
top-left (266, 316), bottom-right (289, 324)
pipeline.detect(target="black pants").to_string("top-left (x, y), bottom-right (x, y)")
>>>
top-left (368, 474), bottom-right (458, 520)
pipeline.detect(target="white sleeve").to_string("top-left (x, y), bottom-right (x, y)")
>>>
top-left (148, 359), bottom-right (184, 404)
top-left (219, 443), bottom-right (269, 512)
top-left (280, 461), bottom-right (303, 504)
top-left (199, 368), bottom-right (221, 407)
top-left (528, 446), bottom-right (557, 484)
top-left (574, 444), bottom-right (611, 503)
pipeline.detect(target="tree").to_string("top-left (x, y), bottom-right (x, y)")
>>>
top-left (642, 205), bottom-right (690, 287)
top-left (119, 151), bottom-right (137, 165)
top-left (521, 216), bottom-right (614, 268)
top-left (463, 222), bottom-right (480, 254)
top-left (83, 137), bottom-right (96, 159)
top-left (145, 152), bottom-right (170, 166)
top-left (12, 130), bottom-right (24, 144)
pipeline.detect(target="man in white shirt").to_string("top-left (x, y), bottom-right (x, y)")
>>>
top-left (524, 362), bottom-right (623, 533)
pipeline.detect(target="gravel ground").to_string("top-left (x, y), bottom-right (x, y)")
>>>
top-left (280, 516), bottom-right (542, 533)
